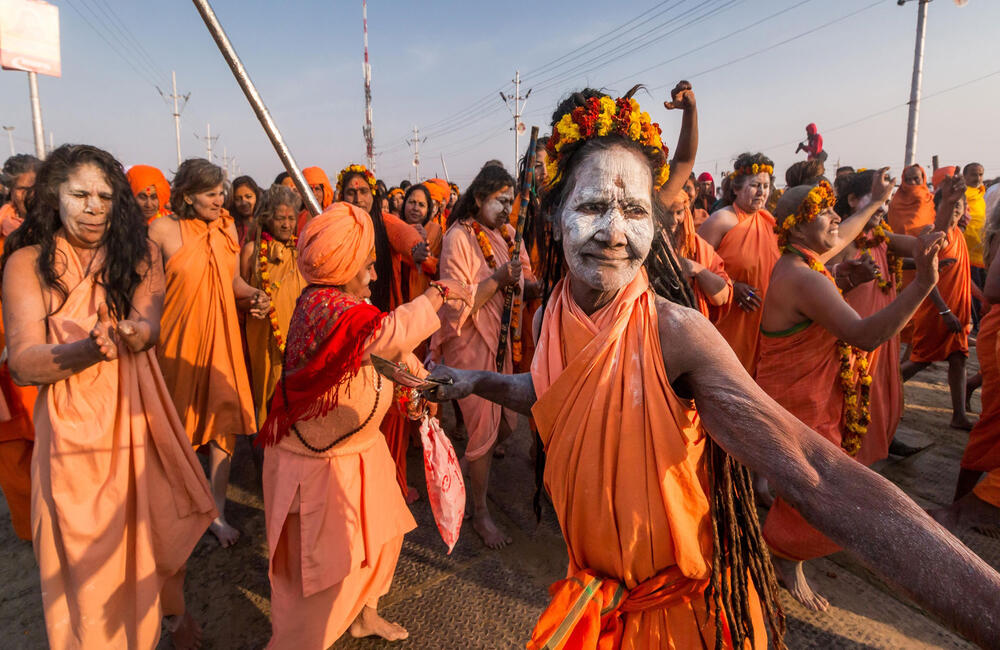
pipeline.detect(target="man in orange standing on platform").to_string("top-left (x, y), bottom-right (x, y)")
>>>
top-left (149, 158), bottom-right (271, 548)
top-left (698, 153), bottom-right (780, 375)
top-left (127, 164), bottom-right (172, 223)
top-left (0, 154), bottom-right (40, 540)
top-left (901, 173), bottom-right (976, 430)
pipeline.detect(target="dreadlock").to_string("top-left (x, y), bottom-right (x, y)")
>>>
top-left (538, 90), bottom-right (786, 649)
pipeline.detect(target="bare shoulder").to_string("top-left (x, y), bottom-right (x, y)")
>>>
top-left (147, 214), bottom-right (178, 244)
top-left (654, 295), bottom-right (723, 382)
top-left (697, 208), bottom-right (739, 246)
top-left (3, 245), bottom-right (41, 280)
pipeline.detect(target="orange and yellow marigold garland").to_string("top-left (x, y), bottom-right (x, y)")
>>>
top-left (258, 232), bottom-right (296, 354)
top-left (854, 220), bottom-right (903, 294)
top-left (786, 244), bottom-right (871, 456)
top-left (470, 220), bottom-right (523, 365)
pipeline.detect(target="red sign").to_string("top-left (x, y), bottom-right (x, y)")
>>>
top-left (0, 0), bottom-right (61, 77)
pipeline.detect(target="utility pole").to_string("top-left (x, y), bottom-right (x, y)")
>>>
top-left (221, 146), bottom-right (230, 179)
top-left (500, 70), bottom-right (531, 172)
top-left (195, 122), bottom-right (220, 162)
top-left (899, 0), bottom-right (931, 167)
top-left (2, 127), bottom-right (14, 156)
top-left (361, 0), bottom-right (376, 173)
top-left (48, 131), bottom-right (54, 154)
top-left (158, 71), bottom-right (190, 167)
top-left (407, 125), bottom-right (426, 181)
top-left (27, 72), bottom-right (45, 159)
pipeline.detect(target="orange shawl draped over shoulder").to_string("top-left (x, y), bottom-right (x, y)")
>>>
top-left (887, 168), bottom-right (935, 237)
top-left (962, 306), bottom-right (1000, 473)
top-left (528, 269), bottom-right (764, 649)
top-left (712, 207), bottom-right (779, 375)
top-left (158, 216), bottom-right (255, 454)
top-left (909, 227), bottom-right (971, 363)
top-left (34, 236), bottom-right (214, 648)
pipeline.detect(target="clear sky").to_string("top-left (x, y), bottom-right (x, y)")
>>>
top-left (1, 0), bottom-right (998, 189)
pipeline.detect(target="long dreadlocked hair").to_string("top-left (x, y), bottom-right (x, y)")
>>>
top-left (536, 88), bottom-right (786, 650)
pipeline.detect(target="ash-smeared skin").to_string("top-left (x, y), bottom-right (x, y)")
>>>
top-left (658, 299), bottom-right (1000, 648)
top-left (555, 146), bottom-right (654, 308)
top-left (476, 187), bottom-right (513, 230)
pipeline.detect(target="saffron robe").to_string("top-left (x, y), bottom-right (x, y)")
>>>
top-left (529, 270), bottom-right (764, 648)
top-left (974, 469), bottom-right (1000, 508)
top-left (909, 227), bottom-right (971, 363)
top-left (757, 320), bottom-right (856, 561)
top-left (887, 176), bottom-right (936, 344)
top-left (845, 241), bottom-right (903, 466)
top-left (263, 296), bottom-right (437, 649)
top-left (0, 202), bottom-right (23, 236)
top-left (34, 236), bottom-right (214, 649)
top-left (246, 238), bottom-right (305, 427)
top-left (961, 306), bottom-right (1000, 473)
top-left (0, 228), bottom-right (37, 541)
top-left (689, 233), bottom-right (733, 324)
top-left (432, 221), bottom-right (533, 461)
top-left (157, 216), bottom-right (256, 454)
top-left (711, 207), bottom-right (780, 375)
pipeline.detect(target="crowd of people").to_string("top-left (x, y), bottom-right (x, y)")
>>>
top-left (0, 78), bottom-right (998, 649)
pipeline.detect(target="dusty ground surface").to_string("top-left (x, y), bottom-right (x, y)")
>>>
top-left (0, 347), bottom-right (998, 649)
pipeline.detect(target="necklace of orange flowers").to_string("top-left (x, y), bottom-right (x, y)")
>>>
top-left (785, 244), bottom-right (871, 456)
top-left (853, 220), bottom-right (903, 294)
top-left (258, 232), bottom-right (296, 354)
top-left (469, 220), bottom-right (524, 365)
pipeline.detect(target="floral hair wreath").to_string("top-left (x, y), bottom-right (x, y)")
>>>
top-left (387, 187), bottom-right (404, 198)
top-left (546, 95), bottom-right (670, 189)
top-left (336, 164), bottom-right (378, 198)
top-left (735, 163), bottom-right (774, 177)
top-left (775, 180), bottom-right (835, 248)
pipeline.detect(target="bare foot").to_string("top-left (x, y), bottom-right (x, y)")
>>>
top-left (349, 605), bottom-right (408, 641)
top-left (473, 511), bottom-right (512, 549)
top-left (405, 485), bottom-right (420, 504)
top-left (166, 612), bottom-right (203, 650)
top-left (950, 415), bottom-right (977, 431)
top-left (772, 556), bottom-right (829, 611)
top-left (208, 517), bottom-right (240, 548)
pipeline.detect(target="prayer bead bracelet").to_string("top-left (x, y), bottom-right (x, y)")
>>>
top-left (429, 281), bottom-right (450, 301)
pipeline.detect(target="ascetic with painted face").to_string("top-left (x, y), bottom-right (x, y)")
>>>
top-left (555, 144), bottom-right (655, 308)
top-left (59, 163), bottom-right (113, 249)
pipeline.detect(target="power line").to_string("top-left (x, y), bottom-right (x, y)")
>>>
top-left (86, 0), bottom-right (171, 85)
top-left (75, 0), bottom-right (168, 85)
top-left (62, 0), bottom-right (161, 88)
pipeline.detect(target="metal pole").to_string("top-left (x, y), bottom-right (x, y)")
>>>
top-left (190, 0), bottom-right (321, 216)
top-left (206, 123), bottom-right (212, 161)
top-left (514, 70), bottom-right (520, 172)
top-left (3, 127), bottom-right (14, 156)
top-left (362, 0), bottom-right (376, 173)
top-left (412, 125), bottom-right (421, 180)
top-left (172, 70), bottom-right (183, 166)
top-left (27, 72), bottom-right (45, 160)
top-left (904, 0), bottom-right (929, 167)
top-left (48, 131), bottom-right (53, 154)
top-left (440, 153), bottom-right (450, 183)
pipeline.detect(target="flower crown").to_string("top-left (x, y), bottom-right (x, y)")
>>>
top-left (546, 95), bottom-right (670, 189)
top-left (735, 163), bottom-right (774, 177)
top-left (336, 164), bottom-right (378, 198)
top-left (388, 187), bottom-right (404, 198)
top-left (775, 180), bottom-right (835, 247)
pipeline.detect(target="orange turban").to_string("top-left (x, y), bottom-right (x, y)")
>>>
top-left (303, 166), bottom-right (334, 209)
top-left (297, 201), bottom-right (373, 286)
top-left (424, 178), bottom-right (450, 204)
top-left (126, 165), bottom-right (170, 212)
top-left (932, 165), bottom-right (958, 189)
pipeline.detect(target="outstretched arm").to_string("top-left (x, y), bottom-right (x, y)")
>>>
top-left (424, 367), bottom-right (536, 416)
top-left (663, 305), bottom-right (1000, 648)
top-left (657, 81), bottom-right (698, 221)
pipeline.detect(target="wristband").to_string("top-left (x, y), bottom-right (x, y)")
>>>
top-left (939, 308), bottom-right (952, 316)
top-left (429, 281), bottom-right (450, 301)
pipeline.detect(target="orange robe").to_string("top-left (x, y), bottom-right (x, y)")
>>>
top-left (689, 233), bottom-right (733, 324)
top-left (34, 237), bottom-right (214, 648)
top-left (246, 238), bottom-right (305, 427)
top-left (845, 241), bottom-right (903, 465)
top-left (887, 174), bottom-right (935, 344)
top-left (432, 221), bottom-right (533, 460)
top-left (157, 216), bottom-right (256, 454)
top-left (0, 202), bottom-right (23, 236)
top-left (961, 306), bottom-right (1000, 473)
top-left (757, 321), bottom-right (852, 561)
top-left (0, 228), bottom-right (37, 541)
top-left (909, 227), bottom-right (971, 363)
top-left (712, 207), bottom-right (780, 375)
top-left (264, 296), bottom-right (437, 649)
top-left (528, 270), bottom-right (764, 648)
top-left (974, 469), bottom-right (1000, 508)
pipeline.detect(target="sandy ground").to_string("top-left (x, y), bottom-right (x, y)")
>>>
top-left (0, 346), bottom-right (998, 649)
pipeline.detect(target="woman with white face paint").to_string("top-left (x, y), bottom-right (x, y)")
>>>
top-left (697, 153), bottom-right (780, 376)
top-left (425, 85), bottom-right (1000, 650)
top-left (430, 162), bottom-right (539, 550)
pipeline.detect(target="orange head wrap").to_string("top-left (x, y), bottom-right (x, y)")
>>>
top-left (297, 201), bottom-right (373, 286)
top-left (932, 165), bottom-right (958, 190)
top-left (126, 165), bottom-right (170, 212)
top-left (424, 178), bottom-right (450, 204)
top-left (302, 166), bottom-right (334, 208)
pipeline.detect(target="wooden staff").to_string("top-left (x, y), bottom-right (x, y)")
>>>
top-left (190, 0), bottom-right (322, 217)
top-left (495, 126), bottom-right (539, 372)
